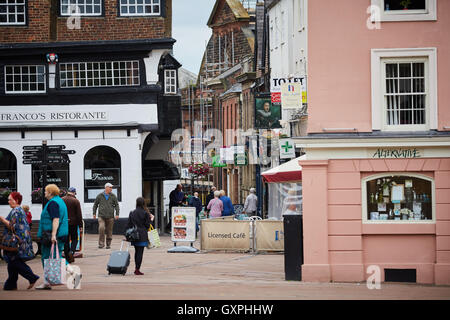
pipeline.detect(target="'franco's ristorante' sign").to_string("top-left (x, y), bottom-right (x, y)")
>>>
top-left (0, 111), bottom-right (108, 122)
top-left (369, 148), bottom-right (423, 159)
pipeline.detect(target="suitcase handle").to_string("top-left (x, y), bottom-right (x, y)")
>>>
top-left (120, 241), bottom-right (130, 252)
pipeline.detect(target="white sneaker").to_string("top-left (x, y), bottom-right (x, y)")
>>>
top-left (35, 283), bottom-right (52, 290)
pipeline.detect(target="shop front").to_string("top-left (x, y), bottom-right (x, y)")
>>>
top-left (296, 141), bottom-right (450, 285)
top-left (0, 104), bottom-right (156, 223)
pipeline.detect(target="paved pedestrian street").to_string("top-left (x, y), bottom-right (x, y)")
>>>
top-left (0, 234), bottom-right (449, 301)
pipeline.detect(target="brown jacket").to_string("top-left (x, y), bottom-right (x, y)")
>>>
top-left (62, 194), bottom-right (83, 226)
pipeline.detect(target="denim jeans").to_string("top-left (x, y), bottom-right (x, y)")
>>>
top-left (3, 253), bottom-right (39, 290)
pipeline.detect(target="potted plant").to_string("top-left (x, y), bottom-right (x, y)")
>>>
top-left (0, 187), bottom-right (12, 205)
top-left (400, 0), bottom-right (411, 10)
top-left (32, 188), bottom-right (43, 203)
top-left (188, 163), bottom-right (210, 178)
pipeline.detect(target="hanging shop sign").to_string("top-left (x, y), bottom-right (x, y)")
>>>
top-left (255, 98), bottom-right (282, 129)
top-left (281, 82), bottom-right (306, 109)
top-left (171, 207), bottom-right (197, 243)
top-left (271, 76), bottom-right (306, 105)
top-left (212, 155), bottom-right (227, 167)
top-left (279, 138), bottom-right (296, 159)
top-left (369, 148), bottom-right (423, 159)
top-left (234, 152), bottom-right (247, 166)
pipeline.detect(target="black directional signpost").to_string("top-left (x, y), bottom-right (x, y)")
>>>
top-left (23, 140), bottom-right (76, 209)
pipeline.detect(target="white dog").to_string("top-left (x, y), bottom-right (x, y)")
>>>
top-left (66, 264), bottom-right (82, 290)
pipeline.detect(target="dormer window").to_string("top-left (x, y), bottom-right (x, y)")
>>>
top-left (164, 69), bottom-right (176, 94)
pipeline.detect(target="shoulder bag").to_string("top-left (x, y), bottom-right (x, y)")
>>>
top-left (124, 211), bottom-right (140, 242)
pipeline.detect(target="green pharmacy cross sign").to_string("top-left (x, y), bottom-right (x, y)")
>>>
top-left (281, 141), bottom-right (293, 153)
top-left (279, 138), bottom-right (296, 159)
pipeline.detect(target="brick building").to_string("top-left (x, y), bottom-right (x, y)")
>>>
top-left (179, 0), bottom-right (257, 206)
top-left (0, 0), bottom-right (181, 233)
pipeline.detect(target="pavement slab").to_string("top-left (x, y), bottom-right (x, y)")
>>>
top-left (0, 234), bottom-right (449, 300)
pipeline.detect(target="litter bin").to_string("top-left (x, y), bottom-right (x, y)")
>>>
top-left (283, 214), bottom-right (304, 281)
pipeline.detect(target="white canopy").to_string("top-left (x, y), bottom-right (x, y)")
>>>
top-left (261, 155), bottom-right (304, 183)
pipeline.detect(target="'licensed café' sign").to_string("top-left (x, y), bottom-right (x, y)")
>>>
top-left (370, 148), bottom-right (423, 159)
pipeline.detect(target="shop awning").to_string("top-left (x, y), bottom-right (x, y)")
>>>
top-left (261, 156), bottom-right (304, 183)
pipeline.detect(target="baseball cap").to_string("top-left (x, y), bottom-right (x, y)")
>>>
top-left (105, 183), bottom-right (113, 188)
top-left (68, 187), bottom-right (76, 193)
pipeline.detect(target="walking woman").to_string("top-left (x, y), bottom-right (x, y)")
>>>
top-left (206, 191), bottom-right (223, 218)
top-left (35, 184), bottom-right (69, 290)
top-left (127, 197), bottom-right (151, 275)
top-left (0, 192), bottom-right (39, 290)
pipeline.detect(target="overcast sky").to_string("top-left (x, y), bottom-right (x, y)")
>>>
top-left (172, 0), bottom-right (215, 75)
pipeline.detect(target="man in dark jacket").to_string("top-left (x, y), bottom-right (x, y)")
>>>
top-left (204, 186), bottom-right (216, 213)
top-left (62, 187), bottom-right (83, 263)
top-left (168, 184), bottom-right (184, 231)
top-left (188, 192), bottom-right (203, 234)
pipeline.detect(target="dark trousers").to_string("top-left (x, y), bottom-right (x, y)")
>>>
top-left (134, 246), bottom-right (145, 270)
top-left (64, 225), bottom-right (79, 255)
top-left (3, 254), bottom-right (39, 290)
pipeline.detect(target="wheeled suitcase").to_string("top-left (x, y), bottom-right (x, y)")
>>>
top-left (107, 241), bottom-right (130, 275)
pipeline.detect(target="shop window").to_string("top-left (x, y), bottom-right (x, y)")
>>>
top-left (4, 65), bottom-right (46, 94)
top-left (60, 0), bottom-right (102, 16)
top-left (0, 148), bottom-right (17, 205)
top-left (0, 0), bottom-right (26, 25)
top-left (84, 146), bottom-right (121, 202)
top-left (371, 0), bottom-right (436, 21)
top-left (364, 174), bottom-right (433, 222)
top-left (31, 163), bottom-right (70, 204)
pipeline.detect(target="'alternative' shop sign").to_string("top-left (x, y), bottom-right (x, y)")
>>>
top-left (369, 148), bottom-right (423, 159)
top-left (0, 111), bottom-right (108, 122)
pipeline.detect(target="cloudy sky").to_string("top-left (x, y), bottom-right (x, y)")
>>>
top-left (172, 0), bottom-right (215, 75)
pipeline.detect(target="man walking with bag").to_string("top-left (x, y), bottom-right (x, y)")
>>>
top-left (62, 187), bottom-right (83, 262)
top-left (243, 188), bottom-right (258, 217)
top-left (93, 183), bottom-right (120, 249)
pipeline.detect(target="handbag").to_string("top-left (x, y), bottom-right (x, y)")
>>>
top-left (44, 242), bottom-right (66, 286)
top-left (40, 230), bottom-right (53, 246)
top-left (124, 225), bottom-right (140, 242)
top-left (147, 224), bottom-right (161, 248)
top-left (0, 228), bottom-right (20, 253)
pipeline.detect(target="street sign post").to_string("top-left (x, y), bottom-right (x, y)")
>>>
top-left (23, 141), bottom-right (75, 208)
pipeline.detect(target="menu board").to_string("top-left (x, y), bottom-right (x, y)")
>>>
top-left (171, 207), bottom-right (197, 243)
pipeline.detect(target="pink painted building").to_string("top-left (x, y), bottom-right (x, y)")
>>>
top-left (294, 0), bottom-right (450, 285)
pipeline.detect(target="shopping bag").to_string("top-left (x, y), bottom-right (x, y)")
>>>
top-left (148, 224), bottom-right (161, 248)
top-left (44, 242), bottom-right (66, 286)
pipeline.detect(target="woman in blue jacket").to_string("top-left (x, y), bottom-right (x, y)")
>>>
top-left (35, 184), bottom-right (69, 290)
top-left (219, 190), bottom-right (235, 217)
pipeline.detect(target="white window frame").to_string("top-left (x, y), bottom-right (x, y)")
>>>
top-left (371, 0), bottom-right (436, 22)
top-left (4, 65), bottom-right (46, 94)
top-left (60, 0), bottom-right (103, 16)
top-left (164, 69), bottom-right (176, 94)
top-left (0, 0), bottom-right (26, 25)
top-left (371, 48), bottom-right (437, 131)
top-left (362, 172), bottom-right (435, 224)
top-left (119, 0), bottom-right (161, 17)
top-left (59, 61), bottom-right (140, 88)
